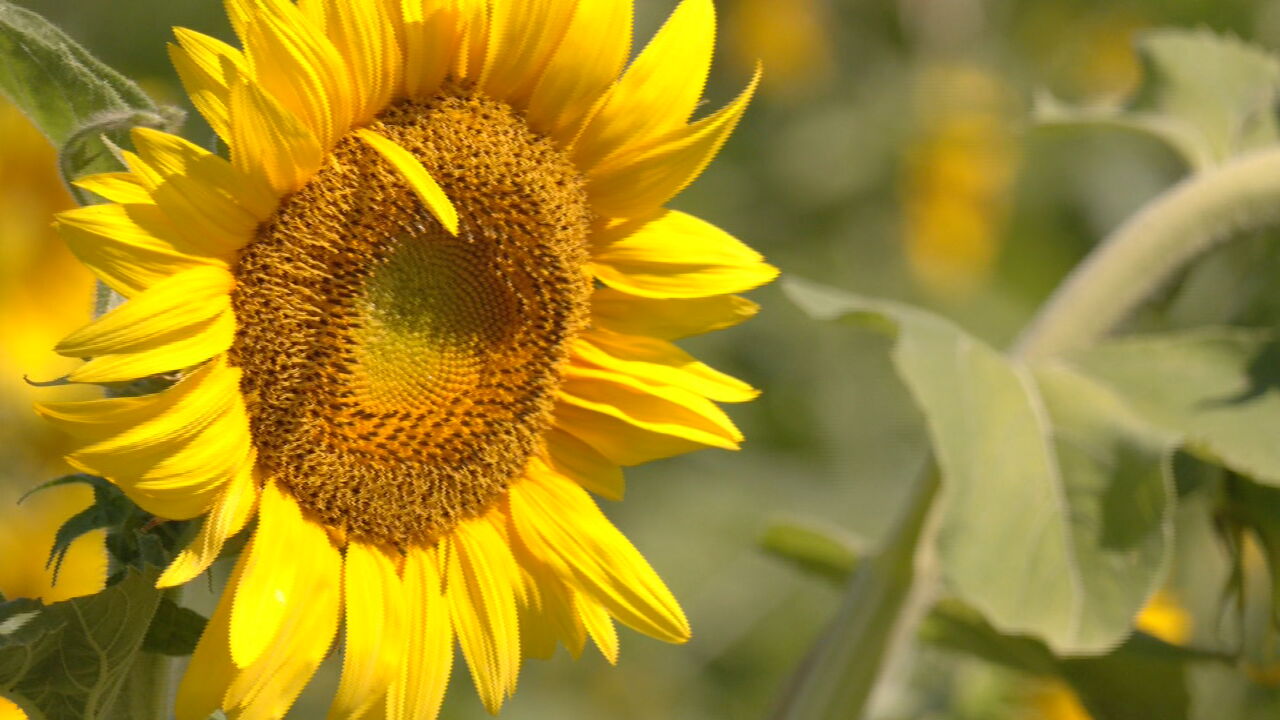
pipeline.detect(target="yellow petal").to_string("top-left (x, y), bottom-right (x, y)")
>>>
top-left (67, 312), bottom-right (236, 384)
top-left (169, 28), bottom-right (249, 144)
top-left (229, 73), bottom-right (324, 195)
top-left (575, 592), bottom-right (619, 664)
top-left (508, 537), bottom-right (586, 659)
top-left (57, 265), bottom-right (234, 357)
top-left (56, 203), bottom-right (219, 298)
top-left (315, 0), bottom-right (402, 122)
top-left (401, 0), bottom-right (462, 99)
top-left (560, 365), bottom-right (743, 450)
top-left (481, 0), bottom-right (577, 107)
top-left (224, 510), bottom-right (342, 719)
top-left (587, 65), bottom-right (761, 217)
top-left (73, 173), bottom-right (152, 204)
top-left (229, 480), bottom-right (338, 669)
top-left (157, 458), bottom-right (259, 588)
top-left (589, 209), bottom-right (777, 298)
top-left (575, 329), bottom-right (759, 402)
top-left (591, 288), bottom-right (759, 340)
top-left (355, 127), bottom-right (459, 234)
top-left (452, 0), bottom-right (488, 80)
top-left (175, 548), bottom-right (244, 720)
top-left (132, 126), bottom-right (277, 223)
top-left (509, 469), bottom-right (690, 643)
top-left (330, 542), bottom-right (408, 719)
top-left (232, 0), bottom-right (353, 147)
top-left (543, 428), bottom-right (624, 500)
top-left (446, 517), bottom-right (522, 714)
top-left (387, 545), bottom-right (454, 720)
top-left (553, 400), bottom-right (709, 467)
top-left (524, 0), bottom-right (631, 139)
top-left (571, 0), bottom-right (715, 168)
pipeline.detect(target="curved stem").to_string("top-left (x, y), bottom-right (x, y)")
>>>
top-left (1013, 146), bottom-right (1280, 361)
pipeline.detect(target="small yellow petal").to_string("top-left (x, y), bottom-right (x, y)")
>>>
top-left (229, 480), bottom-right (336, 668)
top-left (401, 0), bottom-right (462, 99)
top-left (316, 0), bottom-right (402, 122)
top-left (509, 469), bottom-right (690, 644)
top-left (591, 288), bottom-right (760, 340)
top-left (553, 400), bottom-right (710, 467)
top-left (387, 546), bottom-right (453, 720)
top-left (157, 458), bottom-right (259, 588)
top-left (447, 518), bottom-right (522, 714)
top-left (355, 127), bottom-right (459, 235)
top-left (73, 173), bottom-right (152, 204)
top-left (330, 542), bottom-right (407, 719)
top-left (587, 65), bottom-right (761, 217)
top-left (169, 28), bottom-right (248, 144)
top-left (543, 428), bottom-right (624, 500)
top-left (589, 209), bottom-right (777, 298)
top-left (571, 0), bottom-right (716, 168)
top-left (560, 364), bottom-right (743, 450)
top-left (481, 0), bottom-right (577, 107)
top-left (575, 592), bottom-right (619, 664)
top-left (56, 265), bottom-right (233, 357)
top-left (575, 328), bottom-right (759, 403)
top-left (67, 311), bottom-right (234, 384)
top-left (229, 74), bottom-right (324, 195)
top-left (525, 0), bottom-right (632, 139)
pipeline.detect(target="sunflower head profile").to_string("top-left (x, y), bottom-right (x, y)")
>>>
top-left (37, 0), bottom-right (774, 717)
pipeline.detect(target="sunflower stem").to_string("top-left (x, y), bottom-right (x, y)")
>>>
top-left (769, 462), bottom-right (940, 720)
top-left (1012, 146), bottom-right (1280, 361)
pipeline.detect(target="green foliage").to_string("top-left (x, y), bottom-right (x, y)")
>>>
top-left (0, 569), bottom-right (168, 720)
top-left (142, 596), bottom-right (207, 656)
top-left (0, 0), bottom-right (177, 197)
top-left (784, 277), bottom-right (1175, 655)
top-left (759, 521), bottom-right (860, 585)
top-left (1035, 28), bottom-right (1280, 170)
top-left (1070, 328), bottom-right (1280, 487)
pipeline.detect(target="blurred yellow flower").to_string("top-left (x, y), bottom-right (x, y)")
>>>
top-left (901, 64), bottom-right (1019, 298)
top-left (0, 97), bottom-right (106, 720)
top-left (1135, 588), bottom-right (1192, 645)
top-left (0, 95), bottom-right (105, 598)
top-left (729, 0), bottom-right (832, 96)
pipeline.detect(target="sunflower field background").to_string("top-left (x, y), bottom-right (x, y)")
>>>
top-left (4, 0), bottom-right (1280, 719)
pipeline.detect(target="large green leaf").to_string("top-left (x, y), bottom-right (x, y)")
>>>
top-left (1070, 328), bottom-right (1280, 487)
top-left (784, 277), bottom-right (1176, 654)
top-left (0, 568), bottom-right (165, 720)
top-left (1036, 29), bottom-right (1280, 170)
top-left (0, 0), bottom-right (155, 143)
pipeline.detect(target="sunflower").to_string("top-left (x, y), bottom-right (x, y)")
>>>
top-left (37, 0), bottom-right (772, 717)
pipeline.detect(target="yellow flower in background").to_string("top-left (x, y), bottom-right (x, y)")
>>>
top-left (901, 64), bottom-right (1019, 299)
top-left (729, 0), bottom-right (831, 96)
top-left (38, 1), bottom-right (772, 718)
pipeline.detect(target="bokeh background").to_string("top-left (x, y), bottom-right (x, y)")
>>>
top-left (4, 0), bottom-right (1280, 718)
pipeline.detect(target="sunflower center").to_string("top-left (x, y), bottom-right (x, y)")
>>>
top-left (229, 82), bottom-right (592, 545)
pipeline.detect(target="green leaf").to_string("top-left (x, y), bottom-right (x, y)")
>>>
top-left (760, 521), bottom-right (860, 586)
top-left (1070, 328), bottom-right (1280, 487)
top-left (0, 0), bottom-right (177, 195)
top-left (142, 596), bottom-right (207, 656)
top-left (0, 568), bottom-right (164, 720)
top-left (784, 277), bottom-right (1176, 654)
top-left (1035, 29), bottom-right (1280, 170)
top-left (0, 0), bottom-right (155, 142)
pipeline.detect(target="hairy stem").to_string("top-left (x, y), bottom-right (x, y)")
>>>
top-left (1013, 146), bottom-right (1280, 361)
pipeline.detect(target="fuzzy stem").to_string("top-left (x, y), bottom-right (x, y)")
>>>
top-left (1013, 146), bottom-right (1280, 361)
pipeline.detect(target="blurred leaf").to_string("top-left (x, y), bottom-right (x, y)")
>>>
top-left (1035, 29), bottom-right (1280, 170)
top-left (1223, 477), bottom-right (1280, 623)
top-left (921, 600), bottom-right (1058, 676)
top-left (760, 521), bottom-right (860, 585)
top-left (784, 277), bottom-right (1175, 654)
top-left (1061, 632), bottom-right (1192, 720)
top-left (0, 0), bottom-right (154, 142)
top-left (142, 596), bottom-right (206, 656)
top-left (1071, 328), bottom-right (1280, 487)
top-left (0, 568), bottom-right (164, 720)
